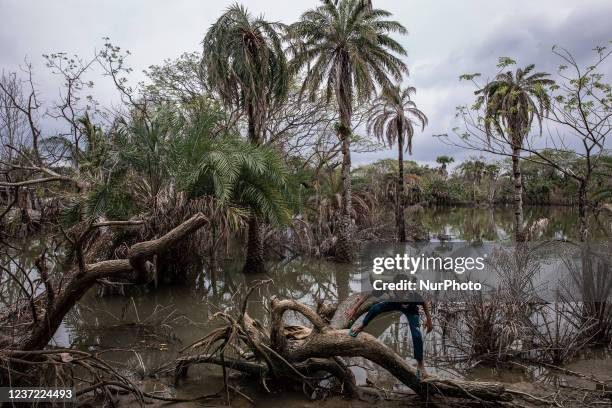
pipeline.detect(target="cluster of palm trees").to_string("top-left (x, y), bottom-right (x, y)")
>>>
top-left (12, 0), bottom-right (559, 276)
top-left (203, 0), bottom-right (428, 267)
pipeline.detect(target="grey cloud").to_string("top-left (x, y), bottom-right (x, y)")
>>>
top-left (1, 0), bottom-right (610, 168)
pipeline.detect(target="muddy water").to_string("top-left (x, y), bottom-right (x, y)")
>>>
top-left (3, 206), bottom-right (611, 404)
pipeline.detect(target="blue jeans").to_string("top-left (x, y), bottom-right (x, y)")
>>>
top-left (361, 301), bottom-right (423, 363)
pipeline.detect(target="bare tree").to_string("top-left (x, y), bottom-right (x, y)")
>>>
top-left (42, 51), bottom-right (100, 171)
top-left (0, 63), bottom-right (43, 164)
top-left (545, 45), bottom-right (612, 241)
top-left (0, 72), bottom-right (28, 163)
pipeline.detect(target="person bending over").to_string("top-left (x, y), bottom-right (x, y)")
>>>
top-left (348, 285), bottom-right (433, 379)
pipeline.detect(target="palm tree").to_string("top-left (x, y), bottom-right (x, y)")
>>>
top-left (476, 64), bottom-right (553, 241)
top-left (203, 4), bottom-right (289, 273)
top-left (459, 159), bottom-right (486, 203)
top-left (367, 84), bottom-right (427, 242)
top-left (436, 155), bottom-right (454, 179)
top-left (290, 0), bottom-right (407, 261)
top-left (170, 115), bottom-right (292, 228)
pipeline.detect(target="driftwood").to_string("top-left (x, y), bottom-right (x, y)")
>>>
top-left (175, 288), bottom-right (513, 404)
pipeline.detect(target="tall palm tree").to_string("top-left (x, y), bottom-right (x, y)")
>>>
top-left (290, 0), bottom-right (407, 261)
top-left (203, 4), bottom-right (289, 273)
top-left (476, 64), bottom-right (553, 241)
top-left (367, 84), bottom-right (427, 242)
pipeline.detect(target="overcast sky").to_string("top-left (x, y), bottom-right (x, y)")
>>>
top-left (1, 0), bottom-right (611, 167)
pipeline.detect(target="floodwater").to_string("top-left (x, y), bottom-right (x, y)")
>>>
top-left (3, 206), bottom-right (612, 405)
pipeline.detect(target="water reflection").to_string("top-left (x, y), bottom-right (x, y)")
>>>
top-left (2, 205), bottom-right (610, 390)
top-left (53, 243), bottom-right (609, 388)
top-left (422, 205), bottom-right (609, 242)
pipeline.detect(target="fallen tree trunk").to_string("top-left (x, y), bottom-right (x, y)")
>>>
top-left (1, 213), bottom-right (208, 354)
top-left (271, 298), bottom-right (510, 401)
top-left (329, 292), bottom-right (380, 329)
top-left (176, 289), bottom-right (513, 404)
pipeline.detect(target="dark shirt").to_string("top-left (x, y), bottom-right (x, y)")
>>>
top-left (397, 291), bottom-right (425, 314)
top-left (372, 291), bottom-right (425, 314)
top-left (371, 291), bottom-right (425, 315)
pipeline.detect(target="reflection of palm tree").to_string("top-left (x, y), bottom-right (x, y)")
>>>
top-left (484, 164), bottom-right (500, 204)
top-left (422, 207), bottom-right (528, 242)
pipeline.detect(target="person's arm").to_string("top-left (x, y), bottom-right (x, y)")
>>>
top-left (422, 301), bottom-right (433, 333)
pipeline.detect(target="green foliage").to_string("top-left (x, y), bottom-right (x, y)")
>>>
top-left (459, 73), bottom-right (481, 82)
top-left (143, 51), bottom-right (209, 105)
top-left (58, 106), bottom-right (294, 227)
top-left (169, 116), bottom-right (293, 224)
top-left (476, 63), bottom-right (555, 143)
top-left (118, 109), bottom-right (179, 199)
top-left (497, 57), bottom-right (517, 68)
top-left (289, 0), bottom-right (407, 109)
top-left (349, 152), bottom-right (612, 208)
top-left (367, 84), bottom-right (428, 154)
top-left (436, 155), bottom-right (454, 165)
top-left (592, 156), bottom-right (612, 203)
top-left (203, 3), bottom-right (288, 136)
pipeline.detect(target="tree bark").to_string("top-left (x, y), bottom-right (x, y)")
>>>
top-left (331, 53), bottom-right (355, 263)
top-left (243, 216), bottom-right (265, 274)
top-left (397, 130), bottom-right (406, 242)
top-left (511, 142), bottom-right (525, 242)
top-left (334, 92), bottom-right (354, 262)
top-left (578, 180), bottom-right (588, 242)
top-left (243, 101), bottom-right (266, 273)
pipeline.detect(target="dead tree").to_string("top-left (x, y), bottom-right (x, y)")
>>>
top-left (175, 289), bottom-right (513, 404)
top-left (0, 213), bottom-right (208, 378)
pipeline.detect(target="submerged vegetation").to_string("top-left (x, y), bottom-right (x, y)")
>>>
top-left (0, 0), bottom-right (611, 406)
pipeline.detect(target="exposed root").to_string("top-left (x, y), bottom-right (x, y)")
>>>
top-left (174, 284), bottom-right (514, 405)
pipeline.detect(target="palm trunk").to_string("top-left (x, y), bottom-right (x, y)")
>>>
top-left (243, 216), bottom-right (265, 274)
top-left (243, 101), bottom-right (265, 273)
top-left (334, 111), bottom-right (354, 262)
top-left (333, 58), bottom-right (354, 263)
top-left (397, 131), bottom-right (406, 242)
top-left (335, 124), bottom-right (353, 262)
top-left (511, 141), bottom-right (525, 242)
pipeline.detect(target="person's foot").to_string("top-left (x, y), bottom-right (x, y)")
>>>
top-left (348, 325), bottom-right (363, 337)
top-left (416, 364), bottom-right (428, 381)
